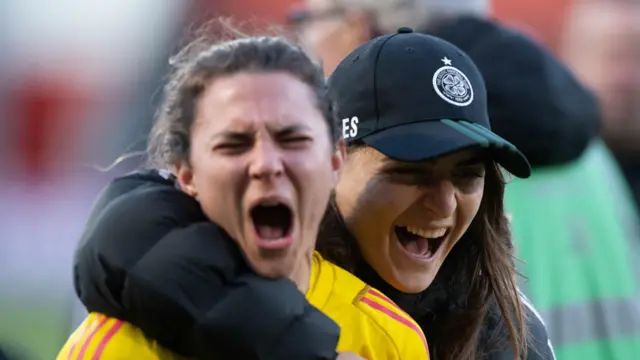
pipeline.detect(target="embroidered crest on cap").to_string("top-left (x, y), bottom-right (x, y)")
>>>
top-left (432, 57), bottom-right (474, 107)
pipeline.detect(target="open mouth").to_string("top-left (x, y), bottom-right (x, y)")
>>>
top-left (250, 201), bottom-right (294, 249)
top-left (395, 226), bottom-right (448, 260)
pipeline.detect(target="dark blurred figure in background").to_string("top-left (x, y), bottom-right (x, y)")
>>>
top-left (290, 0), bottom-right (640, 359)
top-left (564, 0), bottom-right (640, 210)
top-left (292, 0), bottom-right (486, 76)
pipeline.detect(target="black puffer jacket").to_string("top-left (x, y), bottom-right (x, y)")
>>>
top-left (75, 170), bottom-right (555, 360)
top-left (74, 170), bottom-right (339, 360)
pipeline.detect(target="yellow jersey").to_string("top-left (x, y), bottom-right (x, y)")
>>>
top-left (57, 313), bottom-right (183, 360)
top-left (58, 252), bottom-right (429, 359)
top-left (308, 252), bottom-right (429, 359)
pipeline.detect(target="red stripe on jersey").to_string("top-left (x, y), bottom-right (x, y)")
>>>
top-left (368, 289), bottom-right (415, 320)
top-left (361, 295), bottom-right (429, 357)
top-left (76, 316), bottom-right (109, 360)
top-left (66, 320), bottom-right (93, 360)
top-left (92, 319), bottom-right (125, 359)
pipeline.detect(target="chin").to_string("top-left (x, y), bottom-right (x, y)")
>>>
top-left (395, 282), bottom-right (432, 294)
top-left (391, 272), bottom-right (436, 294)
top-left (249, 252), bottom-right (296, 279)
top-left (251, 262), bottom-right (288, 278)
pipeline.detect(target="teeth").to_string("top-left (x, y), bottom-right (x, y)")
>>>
top-left (260, 199), bottom-right (281, 206)
top-left (405, 226), bottom-right (446, 239)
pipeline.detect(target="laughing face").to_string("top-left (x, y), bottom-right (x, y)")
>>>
top-left (335, 147), bottom-right (485, 293)
top-left (177, 71), bottom-right (342, 280)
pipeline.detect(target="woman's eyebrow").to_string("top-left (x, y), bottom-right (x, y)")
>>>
top-left (276, 124), bottom-right (312, 136)
top-left (209, 131), bottom-right (253, 143)
top-left (455, 156), bottom-right (485, 167)
top-left (377, 156), bottom-right (485, 175)
top-left (378, 162), bottom-right (428, 175)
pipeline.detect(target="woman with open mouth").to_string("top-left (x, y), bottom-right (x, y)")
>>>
top-left (319, 28), bottom-right (540, 360)
top-left (67, 27), bottom-right (552, 360)
top-left (58, 25), bottom-right (429, 360)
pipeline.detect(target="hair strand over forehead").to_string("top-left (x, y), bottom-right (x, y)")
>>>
top-left (146, 18), bottom-right (339, 171)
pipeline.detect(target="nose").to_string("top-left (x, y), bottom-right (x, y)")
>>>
top-left (421, 179), bottom-right (457, 219)
top-left (248, 139), bottom-right (284, 180)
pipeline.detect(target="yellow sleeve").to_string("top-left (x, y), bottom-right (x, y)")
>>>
top-left (358, 288), bottom-right (430, 359)
top-left (57, 313), bottom-right (180, 360)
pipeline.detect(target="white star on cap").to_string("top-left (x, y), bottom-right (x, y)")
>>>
top-left (441, 57), bottom-right (452, 65)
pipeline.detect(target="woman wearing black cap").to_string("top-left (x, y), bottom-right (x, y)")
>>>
top-left (319, 28), bottom-right (546, 360)
top-left (72, 28), bottom-right (554, 360)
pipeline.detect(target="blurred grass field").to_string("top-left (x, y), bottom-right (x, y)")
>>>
top-left (1, 288), bottom-right (78, 360)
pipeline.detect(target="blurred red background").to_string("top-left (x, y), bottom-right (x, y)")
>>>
top-left (16, 0), bottom-right (571, 181)
top-left (200, 0), bottom-right (570, 52)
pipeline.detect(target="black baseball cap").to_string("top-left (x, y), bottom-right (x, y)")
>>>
top-left (327, 27), bottom-right (531, 178)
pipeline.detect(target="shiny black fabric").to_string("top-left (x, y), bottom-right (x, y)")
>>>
top-left (74, 170), bottom-right (339, 360)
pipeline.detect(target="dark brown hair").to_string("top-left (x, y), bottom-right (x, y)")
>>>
top-left (318, 146), bottom-right (529, 360)
top-left (146, 19), bottom-right (339, 169)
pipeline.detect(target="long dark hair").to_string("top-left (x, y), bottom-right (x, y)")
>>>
top-left (317, 148), bottom-right (529, 360)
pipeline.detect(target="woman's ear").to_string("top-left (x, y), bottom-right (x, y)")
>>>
top-left (175, 161), bottom-right (197, 198)
top-left (331, 139), bottom-right (347, 185)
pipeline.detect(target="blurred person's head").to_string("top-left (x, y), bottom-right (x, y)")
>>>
top-left (147, 22), bottom-right (344, 284)
top-left (288, 0), bottom-right (490, 75)
top-left (318, 30), bottom-right (531, 360)
top-left (425, 11), bottom-right (601, 167)
top-left (563, 0), bottom-right (640, 154)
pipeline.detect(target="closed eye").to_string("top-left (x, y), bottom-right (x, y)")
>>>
top-left (280, 136), bottom-right (311, 143)
top-left (451, 166), bottom-right (485, 192)
top-left (453, 168), bottom-right (485, 179)
top-left (277, 126), bottom-right (313, 147)
top-left (380, 167), bottom-right (432, 185)
top-left (214, 142), bottom-right (248, 150)
top-left (211, 133), bottom-right (253, 154)
top-left (212, 142), bottom-right (252, 156)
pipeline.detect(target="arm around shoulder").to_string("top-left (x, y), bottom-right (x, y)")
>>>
top-left (122, 223), bottom-right (340, 360)
top-left (73, 185), bottom-right (207, 317)
top-left (74, 176), bottom-right (340, 360)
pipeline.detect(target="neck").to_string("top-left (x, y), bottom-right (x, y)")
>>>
top-left (354, 256), bottom-right (453, 320)
top-left (290, 246), bottom-right (314, 293)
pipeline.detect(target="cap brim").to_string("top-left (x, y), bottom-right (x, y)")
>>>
top-left (361, 119), bottom-right (531, 178)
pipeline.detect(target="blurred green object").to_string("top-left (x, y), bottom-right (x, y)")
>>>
top-left (506, 140), bottom-right (640, 359)
top-left (0, 287), bottom-right (75, 360)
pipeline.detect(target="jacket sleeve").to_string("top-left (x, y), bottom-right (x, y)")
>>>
top-left (485, 294), bottom-right (557, 360)
top-left (522, 300), bottom-right (557, 360)
top-left (74, 174), bottom-right (340, 360)
top-left (123, 224), bottom-right (340, 360)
